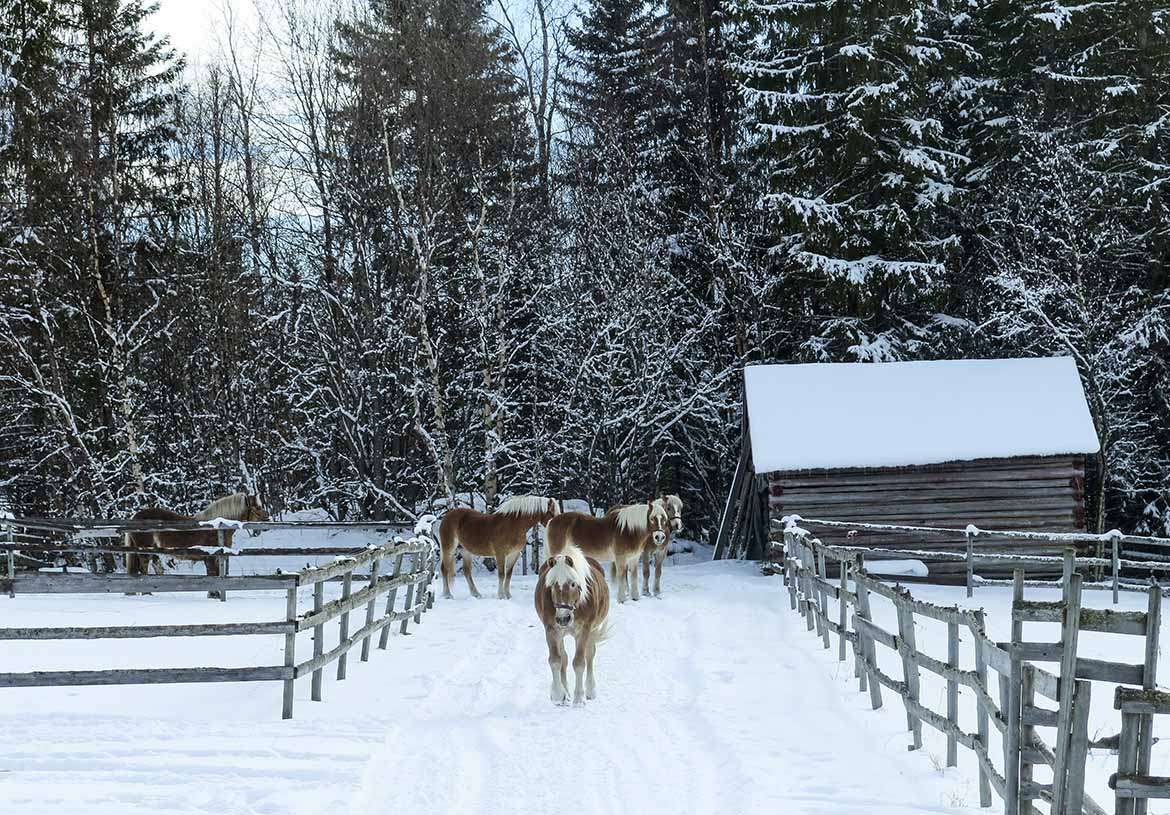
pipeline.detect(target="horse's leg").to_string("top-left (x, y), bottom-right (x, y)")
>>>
top-left (494, 545), bottom-right (508, 599)
top-left (461, 550), bottom-right (482, 599)
top-left (654, 549), bottom-right (666, 596)
top-left (586, 637), bottom-right (599, 700)
top-left (440, 538), bottom-right (456, 599)
top-left (642, 550), bottom-right (651, 595)
top-left (628, 553), bottom-right (641, 601)
top-left (546, 629), bottom-right (567, 704)
top-left (502, 548), bottom-right (520, 599)
top-left (558, 638), bottom-right (569, 704)
top-left (614, 556), bottom-right (628, 603)
top-left (571, 632), bottom-right (589, 706)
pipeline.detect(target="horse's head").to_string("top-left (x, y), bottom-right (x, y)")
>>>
top-left (243, 493), bottom-right (270, 535)
top-left (544, 553), bottom-right (587, 629)
top-left (647, 500), bottom-right (670, 549)
top-left (662, 494), bottom-right (683, 534)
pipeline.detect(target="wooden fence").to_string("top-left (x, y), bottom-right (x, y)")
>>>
top-left (780, 520), bottom-right (1164, 815)
top-left (0, 527), bottom-right (438, 719)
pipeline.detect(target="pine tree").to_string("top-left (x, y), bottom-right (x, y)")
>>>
top-left (734, 0), bottom-right (972, 360)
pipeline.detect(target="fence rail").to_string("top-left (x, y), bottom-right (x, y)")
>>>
top-left (779, 519), bottom-right (1162, 815)
top-left (0, 527), bottom-right (438, 719)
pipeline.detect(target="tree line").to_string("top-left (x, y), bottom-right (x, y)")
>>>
top-left (1, 0), bottom-right (1167, 538)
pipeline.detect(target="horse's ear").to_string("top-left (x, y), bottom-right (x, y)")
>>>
top-left (547, 498), bottom-right (556, 514)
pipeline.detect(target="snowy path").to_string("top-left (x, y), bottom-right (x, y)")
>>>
top-left (2, 561), bottom-right (979, 814)
top-left (351, 562), bottom-right (974, 814)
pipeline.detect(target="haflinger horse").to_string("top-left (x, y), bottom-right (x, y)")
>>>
top-left (546, 501), bottom-right (669, 603)
top-left (440, 495), bottom-right (561, 600)
top-left (534, 543), bottom-right (610, 706)
top-left (639, 494), bottom-right (683, 597)
top-left (124, 492), bottom-right (269, 595)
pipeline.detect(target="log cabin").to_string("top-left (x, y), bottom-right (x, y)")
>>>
top-left (715, 357), bottom-right (1101, 581)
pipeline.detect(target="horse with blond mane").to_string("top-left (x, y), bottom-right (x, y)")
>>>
top-left (534, 544), bottom-right (610, 705)
top-left (124, 492), bottom-right (270, 595)
top-left (439, 495), bottom-right (561, 599)
top-left (545, 501), bottom-right (670, 603)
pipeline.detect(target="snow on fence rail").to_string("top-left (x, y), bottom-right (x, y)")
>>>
top-left (787, 517), bottom-right (1170, 604)
top-left (0, 523), bottom-right (439, 719)
top-left (779, 521), bottom-right (1163, 815)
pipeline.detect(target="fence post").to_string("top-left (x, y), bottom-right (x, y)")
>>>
top-left (946, 616), bottom-right (959, 767)
top-left (1005, 568), bottom-right (1026, 815)
top-left (894, 591), bottom-right (923, 750)
top-left (1113, 535), bottom-right (1120, 605)
top-left (360, 555), bottom-right (382, 662)
top-left (1136, 581), bottom-right (1162, 815)
top-left (5, 523), bottom-right (14, 597)
top-left (815, 546), bottom-right (831, 650)
top-left (973, 609), bottom-right (993, 808)
top-left (216, 529), bottom-right (228, 602)
top-left (336, 570), bottom-right (353, 680)
top-left (854, 557), bottom-right (881, 709)
top-left (282, 586), bottom-right (297, 719)
top-left (801, 538), bottom-right (816, 633)
top-left (838, 554), bottom-right (849, 663)
top-left (1051, 559), bottom-right (1082, 815)
top-left (783, 530), bottom-right (798, 611)
top-left (1065, 679), bottom-right (1091, 815)
top-left (400, 551), bottom-right (417, 635)
top-left (1117, 708), bottom-right (1140, 815)
top-left (1019, 665), bottom-right (1036, 815)
top-left (965, 530), bottom-right (975, 598)
top-left (379, 552), bottom-right (406, 650)
top-left (311, 581), bottom-right (325, 701)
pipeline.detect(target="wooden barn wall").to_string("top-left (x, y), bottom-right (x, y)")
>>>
top-left (768, 456), bottom-right (1087, 580)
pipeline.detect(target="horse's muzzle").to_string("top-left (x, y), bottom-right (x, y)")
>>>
top-left (653, 531), bottom-right (666, 545)
top-left (554, 606), bottom-right (573, 627)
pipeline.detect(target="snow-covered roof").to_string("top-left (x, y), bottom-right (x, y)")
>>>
top-left (744, 357), bottom-right (1100, 473)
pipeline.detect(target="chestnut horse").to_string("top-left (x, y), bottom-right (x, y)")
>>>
top-left (534, 544), bottom-right (610, 706)
top-left (124, 492), bottom-right (269, 593)
top-left (545, 501), bottom-right (669, 603)
top-left (638, 495), bottom-right (684, 597)
top-left (439, 495), bottom-right (561, 599)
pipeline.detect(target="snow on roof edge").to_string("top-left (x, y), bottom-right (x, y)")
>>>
top-left (744, 357), bottom-right (1101, 474)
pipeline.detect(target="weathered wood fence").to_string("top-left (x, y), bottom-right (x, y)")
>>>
top-left (780, 519), bottom-right (1164, 815)
top-left (790, 517), bottom-right (1170, 602)
top-left (0, 524), bottom-right (438, 719)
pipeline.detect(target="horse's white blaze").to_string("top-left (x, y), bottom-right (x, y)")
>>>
top-left (497, 495), bottom-right (559, 516)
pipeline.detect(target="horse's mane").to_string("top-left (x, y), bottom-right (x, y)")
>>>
top-left (614, 504), bottom-right (650, 534)
top-left (497, 495), bottom-right (559, 517)
top-left (196, 492), bottom-right (248, 520)
top-left (544, 543), bottom-right (590, 603)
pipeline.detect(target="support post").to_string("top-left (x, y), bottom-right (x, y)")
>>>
top-left (216, 529), bottom-right (228, 602)
top-left (854, 556), bottom-right (881, 710)
top-left (946, 617), bottom-right (959, 767)
top-left (1020, 666), bottom-right (1036, 815)
top-left (282, 587), bottom-right (297, 719)
top-left (1051, 558), bottom-right (1082, 815)
top-left (816, 547), bottom-right (830, 650)
top-left (378, 553), bottom-right (406, 650)
top-left (400, 552), bottom-right (417, 635)
top-left (1113, 536), bottom-right (1121, 605)
top-left (838, 555), bottom-right (848, 663)
top-left (895, 595), bottom-right (923, 750)
top-left (1136, 582), bottom-right (1162, 815)
top-left (973, 609), bottom-right (992, 808)
top-left (965, 530), bottom-right (975, 598)
top-left (1005, 569), bottom-right (1025, 815)
top-left (359, 556), bottom-right (382, 662)
top-left (311, 581), bottom-right (324, 701)
top-left (336, 570), bottom-right (353, 680)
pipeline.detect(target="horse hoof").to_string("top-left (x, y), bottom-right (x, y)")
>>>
top-left (573, 698), bottom-right (585, 708)
top-left (442, 592), bottom-right (453, 600)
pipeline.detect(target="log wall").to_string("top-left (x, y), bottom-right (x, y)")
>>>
top-left (768, 455), bottom-right (1087, 580)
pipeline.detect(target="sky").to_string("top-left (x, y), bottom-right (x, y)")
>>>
top-left (151, 0), bottom-right (230, 62)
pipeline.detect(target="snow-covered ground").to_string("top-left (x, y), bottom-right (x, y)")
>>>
top-left (4, 533), bottom-right (1167, 814)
